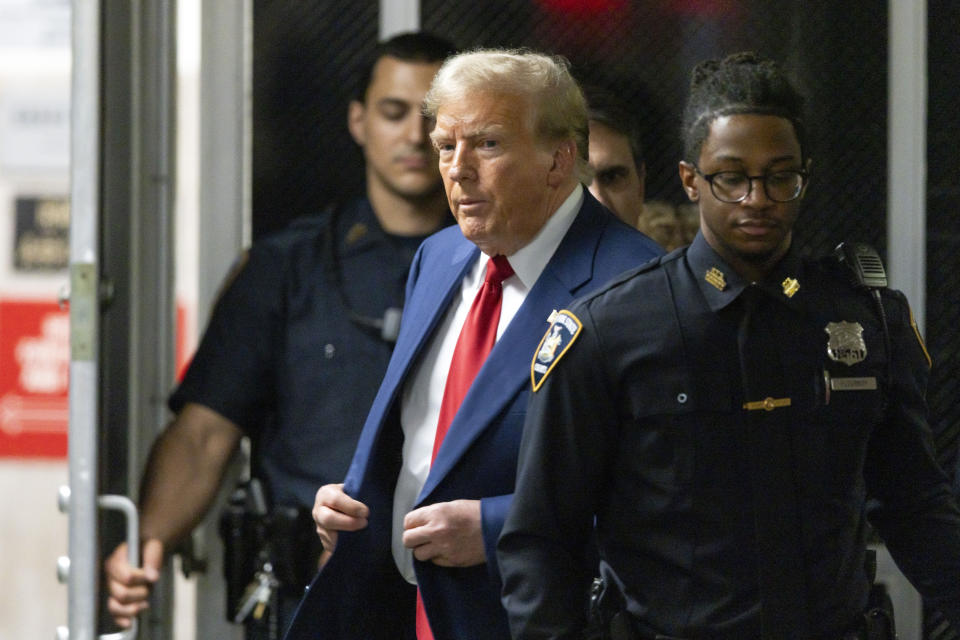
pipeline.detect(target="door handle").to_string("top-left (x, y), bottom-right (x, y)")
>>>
top-left (97, 494), bottom-right (139, 640)
top-left (57, 489), bottom-right (140, 639)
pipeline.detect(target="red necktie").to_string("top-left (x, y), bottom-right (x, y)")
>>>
top-left (416, 254), bottom-right (514, 640)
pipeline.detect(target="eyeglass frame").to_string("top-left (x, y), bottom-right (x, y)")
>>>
top-left (690, 163), bottom-right (809, 203)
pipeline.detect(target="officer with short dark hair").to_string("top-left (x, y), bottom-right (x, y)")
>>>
top-left (103, 32), bottom-right (456, 639)
top-left (498, 51), bottom-right (960, 640)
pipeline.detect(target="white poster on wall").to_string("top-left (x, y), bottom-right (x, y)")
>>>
top-left (0, 87), bottom-right (69, 171)
top-left (0, 0), bottom-right (70, 51)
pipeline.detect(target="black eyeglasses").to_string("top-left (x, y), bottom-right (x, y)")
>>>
top-left (692, 165), bottom-right (808, 203)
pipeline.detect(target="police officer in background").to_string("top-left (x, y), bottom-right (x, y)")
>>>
top-left (103, 32), bottom-right (455, 639)
top-left (498, 51), bottom-right (960, 640)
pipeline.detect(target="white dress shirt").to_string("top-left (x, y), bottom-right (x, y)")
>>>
top-left (391, 185), bottom-right (584, 583)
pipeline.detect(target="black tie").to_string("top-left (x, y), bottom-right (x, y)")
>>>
top-left (737, 285), bottom-right (811, 639)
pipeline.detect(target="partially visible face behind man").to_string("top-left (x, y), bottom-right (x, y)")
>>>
top-left (587, 120), bottom-right (645, 227)
top-left (349, 56), bottom-right (444, 201)
top-left (679, 113), bottom-right (806, 277)
top-left (432, 91), bottom-right (573, 257)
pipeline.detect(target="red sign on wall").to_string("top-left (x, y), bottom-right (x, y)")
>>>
top-left (0, 299), bottom-right (69, 458)
top-left (0, 298), bottom-right (192, 459)
top-left (0, 299), bottom-right (195, 458)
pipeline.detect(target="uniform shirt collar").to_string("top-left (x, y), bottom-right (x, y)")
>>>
top-left (687, 231), bottom-right (806, 312)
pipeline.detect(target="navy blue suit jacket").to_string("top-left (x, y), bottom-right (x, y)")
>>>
top-left (283, 192), bottom-right (663, 639)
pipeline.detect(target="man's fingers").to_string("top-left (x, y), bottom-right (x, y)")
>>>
top-left (315, 527), bottom-right (338, 554)
top-left (311, 484), bottom-right (371, 562)
top-left (401, 509), bottom-right (433, 549)
top-left (400, 500), bottom-right (485, 567)
top-left (107, 578), bottom-right (152, 628)
top-left (105, 543), bottom-right (153, 588)
top-left (107, 596), bottom-right (149, 627)
top-left (317, 483), bottom-right (370, 519)
top-left (319, 548), bottom-right (334, 568)
top-left (104, 538), bottom-right (165, 627)
top-left (104, 543), bottom-right (133, 583)
top-left (402, 504), bottom-right (430, 530)
top-left (107, 583), bottom-right (152, 607)
top-left (401, 504), bottom-right (434, 550)
top-left (315, 504), bottom-right (369, 531)
top-left (411, 540), bottom-right (442, 563)
top-left (313, 484), bottom-right (370, 533)
top-left (140, 539), bottom-right (164, 582)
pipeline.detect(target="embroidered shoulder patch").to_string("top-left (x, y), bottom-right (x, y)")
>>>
top-left (531, 309), bottom-right (582, 392)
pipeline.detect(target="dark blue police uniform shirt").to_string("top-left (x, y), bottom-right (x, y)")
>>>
top-left (169, 198), bottom-right (437, 508)
top-left (499, 232), bottom-right (960, 639)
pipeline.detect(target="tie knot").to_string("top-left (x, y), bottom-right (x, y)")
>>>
top-left (740, 284), bottom-right (762, 307)
top-left (485, 255), bottom-right (514, 285)
top-left (739, 285), bottom-right (772, 327)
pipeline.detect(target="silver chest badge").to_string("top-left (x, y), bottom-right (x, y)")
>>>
top-left (825, 321), bottom-right (867, 366)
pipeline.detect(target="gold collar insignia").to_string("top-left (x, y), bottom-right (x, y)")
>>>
top-left (705, 267), bottom-right (727, 291)
top-left (345, 222), bottom-right (368, 246)
top-left (781, 277), bottom-right (800, 298)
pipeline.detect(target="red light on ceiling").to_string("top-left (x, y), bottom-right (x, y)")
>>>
top-left (534, 0), bottom-right (629, 15)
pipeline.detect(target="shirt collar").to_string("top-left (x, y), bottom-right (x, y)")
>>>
top-left (490, 184), bottom-right (583, 289)
top-left (687, 231), bottom-right (806, 312)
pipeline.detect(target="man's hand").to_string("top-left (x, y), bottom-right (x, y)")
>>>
top-left (104, 538), bottom-right (164, 628)
top-left (312, 483), bottom-right (370, 566)
top-left (402, 499), bottom-right (485, 567)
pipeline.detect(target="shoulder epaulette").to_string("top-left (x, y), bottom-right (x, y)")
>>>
top-left (638, 252), bottom-right (670, 272)
top-left (574, 250), bottom-right (676, 306)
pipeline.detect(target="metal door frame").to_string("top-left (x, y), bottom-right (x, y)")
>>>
top-left (64, 0), bottom-right (178, 638)
top-left (64, 0), bottom-right (103, 633)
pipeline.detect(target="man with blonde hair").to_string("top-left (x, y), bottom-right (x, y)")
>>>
top-left (282, 48), bottom-right (661, 640)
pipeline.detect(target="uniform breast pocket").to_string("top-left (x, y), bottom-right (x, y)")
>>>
top-left (617, 367), bottom-right (733, 496)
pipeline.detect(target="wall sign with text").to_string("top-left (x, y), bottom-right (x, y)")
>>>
top-left (0, 299), bottom-right (69, 458)
top-left (14, 196), bottom-right (69, 272)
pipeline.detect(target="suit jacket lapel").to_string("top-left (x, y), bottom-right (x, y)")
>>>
top-left (389, 238), bottom-right (477, 383)
top-left (420, 199), bottom-right (605, 499)
top-left (347, 234), bottom-right (477, 493)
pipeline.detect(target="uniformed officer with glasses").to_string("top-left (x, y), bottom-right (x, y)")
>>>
top-left (689, 164), bottom-right (807, 205)
top-left (498, 51), bottom-right (960, 640)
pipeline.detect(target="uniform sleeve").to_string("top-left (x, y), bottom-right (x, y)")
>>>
top-left (169, 241), bottom-right (286, 433)
top-left (497, 304), bottom-right (618, 640)
top-left (864, 290), bottom-right (960, 625)
top-left (481, 493), bottom-right (513, 583)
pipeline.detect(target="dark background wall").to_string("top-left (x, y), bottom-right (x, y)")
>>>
top-left (252, 0), bottom-right (376, 236)
top-left (926, 0), bottom-right (960, 500)
top-left (926, 1), bottom-right (960, 632)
